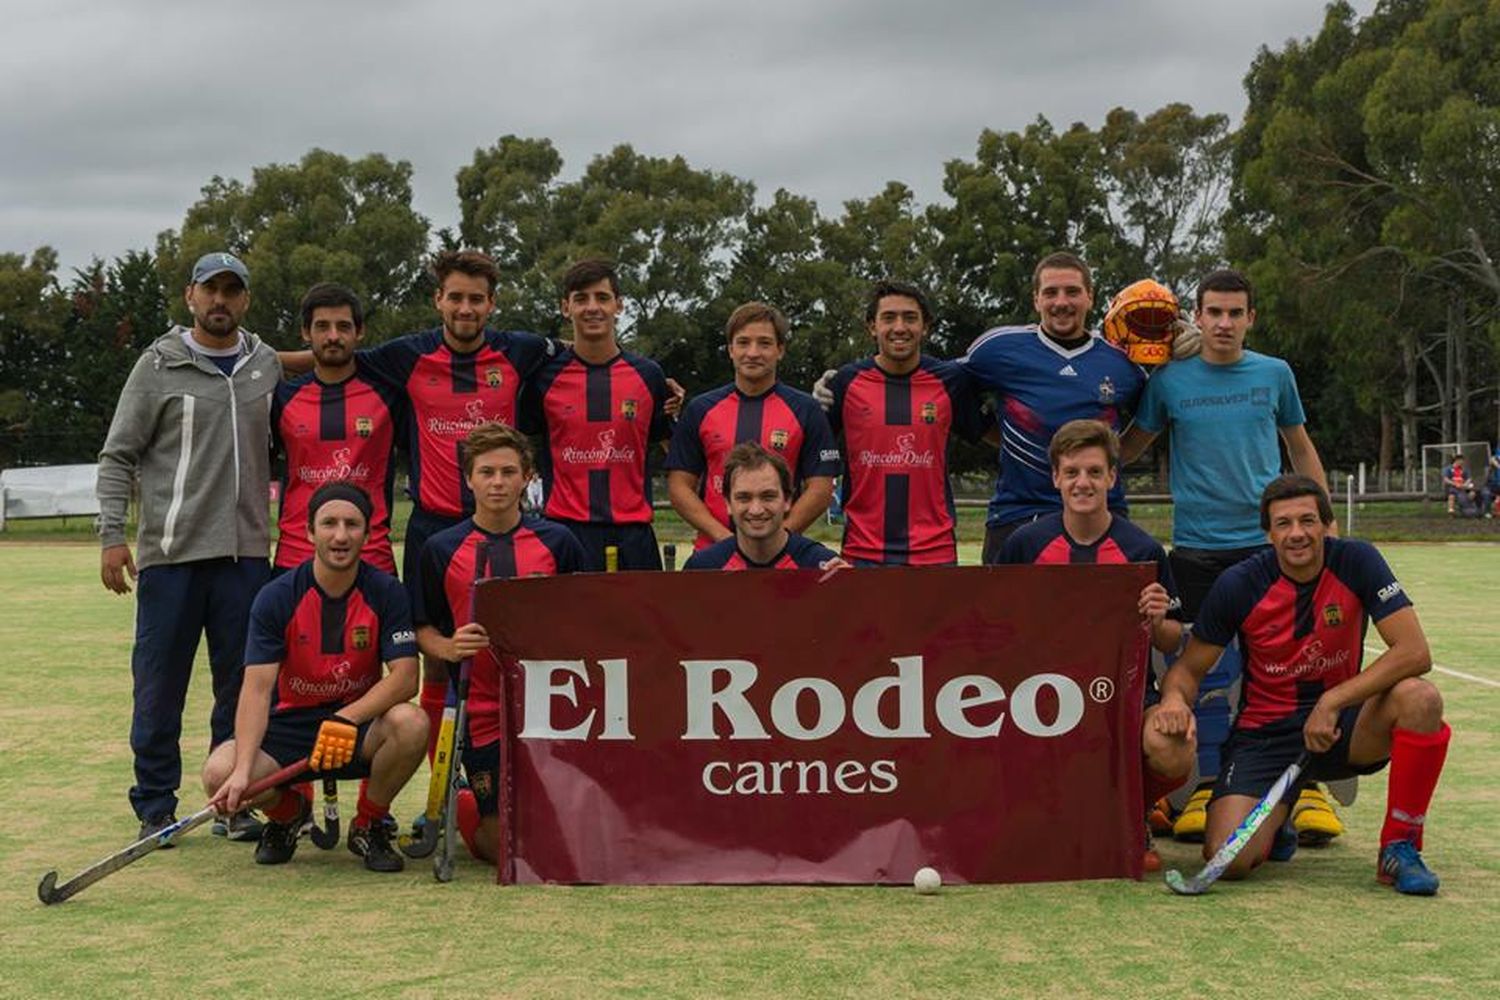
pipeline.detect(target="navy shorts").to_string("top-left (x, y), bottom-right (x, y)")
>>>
top-left (461, 735), bottom-right (500, 818)
top-left (1212, 704), bottom-right (1388, 806)
top-left (403, 506), bottom-right (464, 607)
top-left (260, 705), bottom-right (374, 780)
top-left (555, 520), bottom-right (662, 572)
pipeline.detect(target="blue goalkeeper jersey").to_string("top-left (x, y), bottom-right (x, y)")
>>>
top-left (961, 326), bottom-right (1144, 527)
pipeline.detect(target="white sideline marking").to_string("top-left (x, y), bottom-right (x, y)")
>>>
top-left (1364, 645), bottom-right (1500, 690)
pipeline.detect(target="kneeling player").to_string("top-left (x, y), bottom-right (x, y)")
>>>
top-left (1155, 475), bottom-right (1451, 893)
top-left (416, 423), bottom-right (585, 862)
top-left (999, 420), bottom-right (1195, 869)
top-left (203, 483), bottom-right (427, 872)
top-left (683, 442), bottom-right (849, 571)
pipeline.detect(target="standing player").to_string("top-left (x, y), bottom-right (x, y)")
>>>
top-left (201, 483), bottom-right (427, 872)
top-left (826, 280), bottom-right (985, 565)
top-left (273, 284), bottom-right (402, 574)
top-left (667, 302), bottom-right (840, 549)
top-left (97, 251), bottom-right (279, 840)
top-left (522, 259), bottom-right (673, 570)
top-left (357, 250), bottom-right (556, 757)
top-left (960, 252), bottom-right (1148, 563)
top-left (999, 420), bottom-right (1194, 869)
top-left (1155, 476), bottom-right (1450, 894)
top-left (684, 443), bottom-right (848, 570)
top-left (415, 423), bottom-right (585, 862)
top-left (1121, 268), bottom-right (1332, 844)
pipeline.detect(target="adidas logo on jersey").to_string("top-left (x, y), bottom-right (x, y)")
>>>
top-left (1058, 364), bottom-right (1078, 377)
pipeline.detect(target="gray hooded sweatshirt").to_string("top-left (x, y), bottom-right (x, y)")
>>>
top-left (96, 326), bottom-right (280, 569)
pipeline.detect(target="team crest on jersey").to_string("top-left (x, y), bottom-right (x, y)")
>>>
top-left (355, 416), bottom-right (373, 438)
top-left (921, 401), bottom-right (937, 424)
top-left (1322, 605), bottom-right (1343, 628)
top-left (1098, 377), bottom-right (1116, 404)
top-left (484, 367), bottom-right (503, 388)
top-left (621, 398), bottom-right (637, 420)
top-left (769, 429), bottom-right (789, 451)
top-left (351, 626), bottom-right (371, 650)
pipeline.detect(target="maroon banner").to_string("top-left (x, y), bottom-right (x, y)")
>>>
top-left (477, 564), bottom-right (1152, 885)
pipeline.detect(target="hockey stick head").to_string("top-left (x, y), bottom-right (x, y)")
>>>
top-left (37, 871), bottom-right (60, 905)
top-left (1162, 868), bottom-right (1207, 896)
top-left (400, 815), bottom-right (440, 859)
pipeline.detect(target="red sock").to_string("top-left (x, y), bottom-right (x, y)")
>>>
top-left (1381, 723), bottom-right (1451, 850)
top-left (355, 787), bottom-right (390, 830)
top-left (264, 786), bottom-right (309, 823)
top-left (421, 680), bottom-right (448, 763)
top-left (1143, 767), bottom-right (1186, 814)
top-left (456, 787), bottom-right (481, 860)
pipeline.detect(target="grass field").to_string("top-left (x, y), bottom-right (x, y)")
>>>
top-left (1, 543), bottom-right (1498, 998)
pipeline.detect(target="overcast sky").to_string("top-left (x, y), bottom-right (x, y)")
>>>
top-left (2, 0), bottom-right (1372, 274)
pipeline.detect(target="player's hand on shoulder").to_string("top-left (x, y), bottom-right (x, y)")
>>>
top-left (1303, 696), bottom-right (1342, 753)
top-left (812, 369), bottom-right (837, 411)
top-left (1138, 582), bottom-right (1170, 623)
top-left (100, 544), bottom-right (136, 595)
top-left (665, 377), bottom-right (686, 419)
top-left (1170, 318), bottom-right (1201, 361)
top-left (817, 556), bottom-right (852, 572)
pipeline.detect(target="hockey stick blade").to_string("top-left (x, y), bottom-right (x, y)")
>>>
top-left (307, 777), bottom-right (340, 850)
top-left (38, 759), bottom-right (308, 905)
top-left (1163, 750), bottom-right (1311, 896)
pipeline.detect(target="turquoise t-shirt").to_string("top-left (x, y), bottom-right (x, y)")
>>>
top-left (1134, 351), bottom-right (1306, 549)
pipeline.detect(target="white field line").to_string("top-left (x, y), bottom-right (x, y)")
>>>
top-left (1364, 645), bottom-right (1500, 690)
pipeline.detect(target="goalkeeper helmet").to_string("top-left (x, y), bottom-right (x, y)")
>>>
top-left (1103, 279), bottom-right (1179, 366)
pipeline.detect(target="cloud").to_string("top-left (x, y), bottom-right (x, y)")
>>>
top-left (0, 0), bottom-right (1371, 272)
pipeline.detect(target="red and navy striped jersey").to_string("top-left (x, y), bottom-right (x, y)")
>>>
top-left (522, 348), bottom-right (671, 524)
top-left (1194, 538), bottom-right (1413, 731)
top-left (360, 328), bottom-right (555, 518)
top-left (272, 361), bottom-right (403, 573)
top-left (415, 515), bottom-right (585, 747)
top-left (682, 532), bottom-right (839, 570)
top-left (244, 561), bottom-right (417, 712)
top-left (961, 327), bottom-right (1145, 527)
top-left (827, 356), bottom-right (985, 565)
top-left (665, 382), bottom-right (840, 546)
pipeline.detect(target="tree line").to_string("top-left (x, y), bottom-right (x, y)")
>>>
top-left (1, 0), bottom-right (1495, 476)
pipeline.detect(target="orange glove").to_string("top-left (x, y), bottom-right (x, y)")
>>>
top-left (309, 715), bottom-right (358, 771)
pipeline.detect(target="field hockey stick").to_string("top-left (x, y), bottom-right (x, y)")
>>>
top-left (663, 543), bottom-right (677, 571)
top-left (38, 758), bottom-right (309, 905)
top-left (307, 777), bottom-right (340, 849)
top-left (434, 658), bottom-right (473, 883)
top-left (400, 674), bottom-right (459, 859)
top-left (1164, 750), bottom-right (1311, 896)
top-left (604, 544), bottom-right (619, 573)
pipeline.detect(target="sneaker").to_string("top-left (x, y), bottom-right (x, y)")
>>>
top-left (1378, 840), bottom-right (1439, 895)
top-left (1142, 825), bottom-right (1162, 873)
top-left (1292, 786), bottom-right (1344, 845)
top-left (255, 799), bottom-right (311, 866)
top-left (1172, 786), bottom-right (1212, 842)
top-left (380, 812), bottom-right (401, 838)
top-left (139, 813), bottom-right (179, 849)
top-left (348, 820), bottom-right (405, 873)
top-left (212, 809), bottom-right (265, 841)
top-left (1147, 797), bottom-right (1174, 837)
top-left (1268, 819), bottom-right (1299, 862)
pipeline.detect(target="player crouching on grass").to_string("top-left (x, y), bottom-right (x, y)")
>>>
top-left (998, 419), bottom-right (1195, 870)
top-left (1155, 475), bottom-right (1451, 894)
top-left (415, 423), bottom-right (586, 862)
top-left (202, 482), bottom-right (426, 872)
top-left (684, 442), bottom-right (850, 571)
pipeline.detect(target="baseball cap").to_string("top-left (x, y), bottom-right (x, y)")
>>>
top-left (191, 252), bottom-right (250, 288)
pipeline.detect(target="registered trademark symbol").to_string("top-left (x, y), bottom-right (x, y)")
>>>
top-left (1089, 677), bottom-right (1114, 703)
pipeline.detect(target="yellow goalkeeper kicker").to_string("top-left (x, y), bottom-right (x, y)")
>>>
top-left (424, 705), bottom-right (458, 819)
